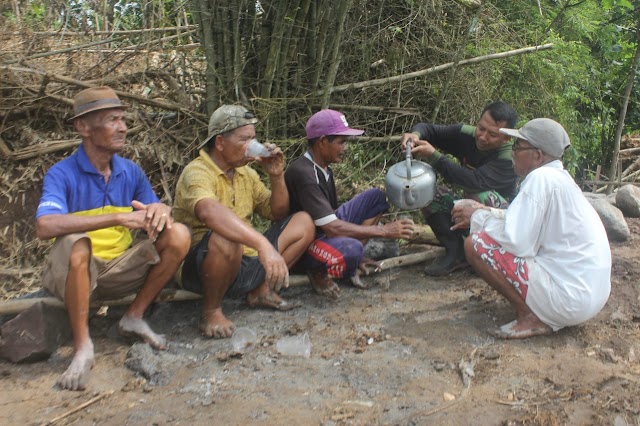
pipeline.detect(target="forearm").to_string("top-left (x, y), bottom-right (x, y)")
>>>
top-left (36, 213), bottom-right (125, 240)
top-left (197, 200), bottom-right (272, 252)
top-left (268, 175), bottom-right (289, 220)
top-left (321, 219), bottom-right (386, 239)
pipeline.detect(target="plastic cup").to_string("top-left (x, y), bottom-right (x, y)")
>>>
top-left (275, 333), bottom-right (311, 358)
top-left (245, 138), bottom-right (272, 158)
top-left (230, 327), bottom-right (257, 352)
top-left (453, 199), bottom-right (475, 208)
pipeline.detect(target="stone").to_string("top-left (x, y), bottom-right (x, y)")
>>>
top-left (588, 198), bottom-right (630, 242)
top-left (363, 238), bottom-right (400, 260)
top-left (125, 342), bottom-right (184, 386)
top-left (0, 302), bottom-right (71, 363)
top-left (615, 184), bottom-right (640, 217)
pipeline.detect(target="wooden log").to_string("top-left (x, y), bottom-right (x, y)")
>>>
top-left (0, 289), bottom-right (201, 316)
top-left (288, 247), bottom-right (444, 287)
top-left (0, 249), bottom-right (444, 315)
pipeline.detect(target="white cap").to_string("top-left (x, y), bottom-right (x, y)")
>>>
top-left (500, 118), bottom-right (570, 158)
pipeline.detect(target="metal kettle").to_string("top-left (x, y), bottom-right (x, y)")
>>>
top-left (385, 141), bottom-right (436, 210)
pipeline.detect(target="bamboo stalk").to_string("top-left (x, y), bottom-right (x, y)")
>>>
top-left (317, 43), bottom-right (555, 95)
top-left (2, 37), bottom-right (124, 64)
top-left (22, 26), bottom-right (197, 37)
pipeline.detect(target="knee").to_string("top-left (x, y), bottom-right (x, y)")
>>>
top-left (368, 188), bottom-right (387, 203)
top-left (208, 234), bottom-right (243, 262)
top-left (68, 238), bottom-right (91, 271)
top-left (464, 235), bottom-right (478, 262)
top-left (341, 239), bottom-right (364, 263)
top-left (168, 222), bottom-right (191, 255)
top-left (291, 212), bottom-right (315, 243)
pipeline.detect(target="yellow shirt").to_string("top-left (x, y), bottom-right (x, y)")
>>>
top-left (173, 149), bottom-right (272, 256)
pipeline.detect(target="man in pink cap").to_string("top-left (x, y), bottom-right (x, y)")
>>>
top-left (285, 109), bottom-right (414, 298)
top-left (36, 86), bottom-right (191, 390)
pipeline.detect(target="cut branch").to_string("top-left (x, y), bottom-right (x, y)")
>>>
top-left (316, 43), bottom-right (554, 96)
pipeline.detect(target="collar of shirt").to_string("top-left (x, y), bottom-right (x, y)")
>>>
top-left (75, 143), bottom-right (125, 177)
top-left (198, 148), bottom-right (248, 178)
top-left (304, 151), bottom-right (331, 181)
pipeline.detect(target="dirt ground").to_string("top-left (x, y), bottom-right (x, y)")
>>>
top-left (1, 222), bottom-right (640, 426)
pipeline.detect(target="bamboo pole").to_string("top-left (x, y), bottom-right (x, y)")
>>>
top-left (316, 43), bottom-right (555, 96)
top-left (20, 26), bottom-right (197, 37)
top-left (2, 37), bottom-right (125, 64)
top-left (0, 249), bottom-right (443, 315)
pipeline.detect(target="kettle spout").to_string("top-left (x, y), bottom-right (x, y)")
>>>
top-left (404, 185), bottom-right (416, 206)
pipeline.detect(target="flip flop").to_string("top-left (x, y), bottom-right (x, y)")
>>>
top-left (489, 320), bottom-right (553, 340)
top-left (246, 293), bottom-right (302, 311)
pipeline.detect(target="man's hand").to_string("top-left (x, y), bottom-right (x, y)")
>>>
top-left (257, 243), bottom-right (289, 292)
top-left (400, 133), bottom-right (436, 158)
top-left (130, 200), bottom-right (173, 240)
top-left (255, 144), bottom-right (285, 178)
top-left (450, 199), bottom-right (484, 231)
top-left (382, 218), bottom-right (415, 240)
top-left (400, 132), bottom-right (419, 150)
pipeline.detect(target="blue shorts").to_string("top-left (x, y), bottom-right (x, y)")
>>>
top-left (181, 216), bottom-right (292, 298)
top-left (299, 188), bottom-right (390, 278)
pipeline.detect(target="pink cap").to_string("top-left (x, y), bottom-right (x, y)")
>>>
top-left (305, 109), bottom-right (365, 139)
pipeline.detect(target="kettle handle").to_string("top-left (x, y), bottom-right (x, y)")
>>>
top-left (404, 141), bottom-right (416, 205)
top-left (405, 141), bottom-right (413, 181)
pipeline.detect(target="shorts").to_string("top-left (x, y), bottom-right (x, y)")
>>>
top-left (181, 216), bottom-right (292, 298)
top-left (470, 231), bottom-right (563, 331)
top-left (470, 231), bottom-right (530, 299)
top-left (299, 188), bottom-right (390, 278)
top-left (42, 233), bottom-right (160, 301)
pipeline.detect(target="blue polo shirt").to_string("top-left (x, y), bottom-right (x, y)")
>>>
top-left (36, 144), bottom-right (159, 260)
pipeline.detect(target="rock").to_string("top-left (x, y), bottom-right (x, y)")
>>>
top-left (363, 238), bottom-right (399, 260)
top-left (0, 302), bottom-right (71, 363)
top-left (588, 198), bottom-right (630, 242)
top-left (125, 342), bottom-right (183, 386)
top-left (615, 184), bottom-right (640, 217)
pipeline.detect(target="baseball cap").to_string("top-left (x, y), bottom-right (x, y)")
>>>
top-left (305, 109), bottom-right (364, 139)
top-left (198, 104), bottom-right (259, 149)
top-left (69, 86), bottom-right (127, 121)
top-left (499, 118), bottom-right (570, 158)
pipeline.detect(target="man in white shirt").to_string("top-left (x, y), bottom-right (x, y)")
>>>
top-left (451, 118), bottom-right (611, 339)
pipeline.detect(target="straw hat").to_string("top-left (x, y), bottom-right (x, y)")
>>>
top-left (68, 86), bottom-right (128, 121)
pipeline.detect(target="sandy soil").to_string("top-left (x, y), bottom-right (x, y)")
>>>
top-left (1, 222), bottom-right (640, 426)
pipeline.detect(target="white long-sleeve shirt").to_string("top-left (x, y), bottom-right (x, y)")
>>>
top-left (470, 160), bottom-right (611, 329)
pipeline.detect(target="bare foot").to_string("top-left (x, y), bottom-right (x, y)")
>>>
top-left (56, 341), bottom-right (95, 391)
top-left (349, 274), bottom-right (369, 290)
top-left (200, 308), bottom-right (236, 339)
top-left (307, 270), bottom-right (341, 299)
top-left (118, 315), bottom-right (167, 350)
top-left (246, 289), bottom-right (301, 311)
top-left (490, 315), bottom-right (553, 340)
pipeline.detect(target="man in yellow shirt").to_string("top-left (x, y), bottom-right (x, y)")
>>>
top-left (173, 105), bottom-right (315, 338)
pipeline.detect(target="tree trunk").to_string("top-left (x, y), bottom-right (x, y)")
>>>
top-left (606, 28), bottom-right (640, 194)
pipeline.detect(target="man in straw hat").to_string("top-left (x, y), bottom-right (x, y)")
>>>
top-left (173, 105), bottom-right (315, 339)
top-left (450, 118), bottom-right (611, 339)
top-left (35, 86), bottom-right (191, 390)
